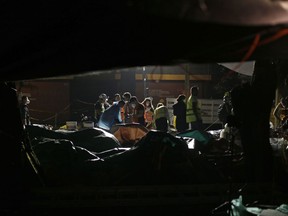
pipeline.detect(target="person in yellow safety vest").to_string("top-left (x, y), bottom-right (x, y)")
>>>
top-left (153, 102), bottom-right (170, 132)
top-left (186, 86), bottom-right (203, 131)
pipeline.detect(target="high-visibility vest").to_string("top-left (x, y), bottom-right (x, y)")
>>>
top-left (186, 96), bottom-right (201, 123)
top-left (153, 105), bottom-right (169, 129)
top-left (154, 106), bottom-right (168, 121)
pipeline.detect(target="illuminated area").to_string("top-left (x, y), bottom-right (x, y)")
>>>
top-left (12, 62), bottom-right (288, 215)
top-left (2, 1), bottom-right (288, 215)
top-left (15, 63), bottom-right (250, 129)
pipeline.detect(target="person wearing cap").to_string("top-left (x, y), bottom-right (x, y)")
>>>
top-left (19, 95), bottom-right (31, 126)
top-left (94, 93), bottom-right (111, 124)
top-left (172, 94), bottom-right (188, 132)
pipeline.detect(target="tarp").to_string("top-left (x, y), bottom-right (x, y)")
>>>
top-left (177, 130), bottom-right (213, 144)
top-left (27, 125), bottom-right (121, 153)
top-left (218, 61), bottom-right (255, 76)
top-left (110, 123), bottom-right (149, 147)
top-left (29, 128), bottom-right (225, 186)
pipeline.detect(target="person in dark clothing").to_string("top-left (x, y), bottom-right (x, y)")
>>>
top-left (19, 95), bottom-right (31, 126)
top-left (94, 93), bottom-right (110, 123)
top-left (122, 92), bottom-right (133, 123)
top-left (129, 96), bottom-right (145, 126)
top-left (173, 94), bottom-right (188, 132)
top-left (98, 100), bottom-right (125, 131)
top-left (218, 91), bottom-right (233, 127)
top-left (112, 93), bottom-right (121, 104)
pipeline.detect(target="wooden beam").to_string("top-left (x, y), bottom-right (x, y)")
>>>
top-left (135, 74), bottom-right (211, 81)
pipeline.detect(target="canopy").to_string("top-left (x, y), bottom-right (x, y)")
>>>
top-left (218, 61), bottom-right (255, 76)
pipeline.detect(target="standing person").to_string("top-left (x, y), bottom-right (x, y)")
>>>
top-left (98, 100), bottom-right (125, 131)
top-left (113, 93), bottom-right (121, 104)
top-left (19, 95), bottom-right (31, 126)
top-left (129, 96), bottom-right (145, 126)
top-left (122, 92), bottom-right (133, 123)
top-left (153, 103), bottom-right (170, 132)
top-left (113, 93), bottom-right (124, 120)
top-left (141, 97), bottom-right (154, 129)
top-left (186, 86), bottom-right (203, 131)
top-left (172, 94), bottom-right (188, 132)
top-left (273, 96), bottom-right (288, 127)
top-left (94, 93), bottom-right (110, 124)
top-left (218, 91), bottom-right (233, 127)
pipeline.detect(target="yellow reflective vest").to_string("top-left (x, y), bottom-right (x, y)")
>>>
top-left (186, 95), bottom-right (201, 123)
top-left (154, 105), bottom-right (169, 121)
top-left (153, 105), bottom-right (170, 128)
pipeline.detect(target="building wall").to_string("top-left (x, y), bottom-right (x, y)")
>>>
top-left (136, 81), bottom-right (193, 107)
top-left (15, 63), bottom-right (229, 128)
top-left (16, 80), bottom-right (70, 127)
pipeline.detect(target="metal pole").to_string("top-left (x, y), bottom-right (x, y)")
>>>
top-left (185, 63), bottom-right (190, 98)
top-left (143, 66), bottom-right (147, 98)
top-left (274, 88), bottom-right (280, 128)
top-left (54, 113), bottom-right (58, 129)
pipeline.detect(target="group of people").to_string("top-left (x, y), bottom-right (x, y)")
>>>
top-left (94, 86), bottom-right (204, 133)
top-left (216, 90), bottom-right (288, 132)
top-left (20, 85), bottom-right (288, 138)
top-left (18, 85), bottom-right (206, 133)
top-left (94, 91), bottom-right (167, 131)
top-left (172, 86), bottom-right (203, 132)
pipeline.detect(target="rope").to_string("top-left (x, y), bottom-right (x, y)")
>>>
top-left (204, 118), bottom-right (220, 131)
top-left (31, 103), bottom-right (71, 123)
top-left (29, 109), bottom-right (54, 114)
top-left (260, 28), bottom-right (288, 44)
top-left (75, 99), bottom-right (95, 105)
top-left (30, 117), bottom-right (40, 121)
top-left (42, 114), bottom-right (58, 122)
top-left (30, 98), bottom-right (96, 125)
